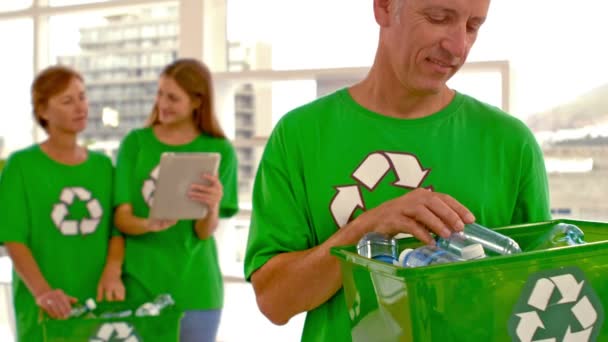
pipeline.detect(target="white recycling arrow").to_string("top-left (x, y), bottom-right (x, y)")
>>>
top-left (80, 219), bottom-right (99, 235)
top-left (150, 165), bottom-right (160, 180)
top-left (72, 187), bottom-right (91, 201)
top-left (142, 179), bottom-right (156, 205)
top-left (571, 295), bottom-right (597, 329)
top-left (563, 325), bottom-right (593, 342)
top-left (384, 152), bottom-right (429, 188)
top-left (60, 220), bottom-right (79, 235)
top-left (352, 153), bottom-right (391, 190)
top-left (113, 322), bottom-right (133, 339)
top-left (87, 199), bottom-right (103, 219)
top-left (51, 203), bottom-right (68, 227)
top-left (95, 323), bottom-right (115, 340)
top-left (516, 311), bottom-right (546, 342)
top-left (60, 188), bottom-right (76, 204)
top-left (91, 322), bottom-right (139, 342)
top-left (528, 278), bottom-right (555, 311)
top-left (551, 274), bottom-right (584, 305)
top-left (330, 186), bottom-right (364, 227)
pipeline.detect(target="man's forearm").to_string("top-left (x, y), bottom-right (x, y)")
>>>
top-left (251, 215), bottom-right (370, 325)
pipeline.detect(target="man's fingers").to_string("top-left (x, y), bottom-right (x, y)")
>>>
top-left (411, 206), bottom-right (450, 238)
top-left (400, 216), bottom-right (434, 244)
top-left (440, 194), bottom-right (475, 226)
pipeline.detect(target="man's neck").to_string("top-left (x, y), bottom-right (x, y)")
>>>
top-left (349, 66), bottom-right (454, 119)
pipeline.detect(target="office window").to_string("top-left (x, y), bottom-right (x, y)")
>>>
top-left (0, 19), bottom-right (33, 158)
top-left (49, 0), bottom-right (112, 6)
top-left (227, 0), bottom-right (377, 70)
top-left (48, 3), bottom-right (178, 153)
top-left (0, 0), bottom-right (31, 12)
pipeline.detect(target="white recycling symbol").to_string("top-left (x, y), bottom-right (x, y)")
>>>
top-left (141, 165), bottom-right (160, 207)
top-left (90, 322), bottom-right (141, 342)
top-left (330, 151), bottom-right (430, 227)
top-left (512, 270), bottom-right (603, 342)
top-left (50, 187), bottom-right (102, 235)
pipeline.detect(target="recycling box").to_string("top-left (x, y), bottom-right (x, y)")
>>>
top-left (42, 302), bottom-right (182, 342)
top-left (331, 219), bottom-right (608, 342)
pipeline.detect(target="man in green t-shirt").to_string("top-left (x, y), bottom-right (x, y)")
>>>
top-left (244, 0), bottom-right (551, 341)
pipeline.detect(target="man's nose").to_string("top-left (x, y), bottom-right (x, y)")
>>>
top-left (440, 25), bottom-right (468, 60)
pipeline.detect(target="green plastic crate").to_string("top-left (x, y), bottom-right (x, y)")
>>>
top-left (42, 301), bottom-right (182, 342)
top-left (331, 219), bottom-right (608, 342)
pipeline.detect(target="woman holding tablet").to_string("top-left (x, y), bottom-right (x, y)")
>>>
top-left (0, 65), bottom-right (125, 341)
top-left (113, 58), bottom-right (238, 342)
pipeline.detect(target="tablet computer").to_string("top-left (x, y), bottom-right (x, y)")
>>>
top-left (149, 152), bottom-right (221, 220)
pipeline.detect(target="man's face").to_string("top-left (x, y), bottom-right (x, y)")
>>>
top-left (380, 0), bottom-right (490, 94)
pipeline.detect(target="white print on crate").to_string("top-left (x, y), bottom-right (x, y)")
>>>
top-left (51, 187), bottom-right (102, 235)
top-left (508, 267), bottom-right (604, 342)
top-left (142, 165), bottom-right (160, 207)
top-left (330, 152), bottom-right (430, 227)
top-left (90, 322), bottom-right (141, 342)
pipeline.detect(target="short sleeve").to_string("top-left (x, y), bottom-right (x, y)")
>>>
top-left (218, 141), bottom-right (239, 218)
top-left (244, 121), bottom-right (314, 281)
top-left (114, 131), bottom-right (140, 206)
top-left (512, 132), bottom-right (551, 224)
top-left (0, 155), bottom-right (30, 244)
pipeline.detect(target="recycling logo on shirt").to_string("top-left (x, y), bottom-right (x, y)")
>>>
top-left (51, 187), bottom-right (102, 235)
top-left (329, 151), bottom-right (430, 227)
top-left (141, 165), bottom-right (160, 207)
top-left (90, 322), bottom-right (141, 342)
top-left (508, 267), bottom-right (604, 342)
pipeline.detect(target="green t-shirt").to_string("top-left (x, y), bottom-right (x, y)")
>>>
top-left (244, 89), bottom-right (551, 342)
top-left (0, 145), bottom-right (114, 342)
top-left (114, 127), bottom-right (239, 311)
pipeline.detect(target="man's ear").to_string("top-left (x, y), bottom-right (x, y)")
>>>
top-left (374, 0), bottom-right (393, 27)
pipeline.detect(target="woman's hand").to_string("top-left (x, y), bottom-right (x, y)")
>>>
top-left (188, 174), bottom-right (223, 213)
top-left (35, 289), bottom-right (77, 319)
top-left (96, 267), bottom-right (125, 302)
top-left (144, 219), bottom-right (177, 232)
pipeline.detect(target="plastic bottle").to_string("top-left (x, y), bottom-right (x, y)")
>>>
top-left (396, 245), bottom-right (462, 268)
top-left (99, 309), bottom-right (133, 319)
top-left (356, 232), bottom-right (398, 264)
top-left (70, 298), bottom-right (96, 318)
top-left (436, 232), bottom-right (486, 260)
top-left (461, 223), bottom-right (522, 255)
top-left (526, 223), bottom-right (586, 251)
top-left (135, 294), bottom-right (175, 317)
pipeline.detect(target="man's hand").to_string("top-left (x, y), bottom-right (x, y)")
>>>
top-left (359, 188), bottom-right (476, 244)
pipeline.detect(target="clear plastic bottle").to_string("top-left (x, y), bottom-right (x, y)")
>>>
top-left (99, 309), bottom-right (133, 319)
top-left (356, 232), bottom-right (398, 264)
top-left (396, 245), bottom-right (462, 268)
top-left (70, 298), bottom-right (96, 318)
top-left (135, 294), bottom-right (175, 317)
top-left (461, 223), bottom-right (522, 255)
top-left (526, 223), bottom-right (586, 251)
top-left (435, 232), bottom-right (486, 260)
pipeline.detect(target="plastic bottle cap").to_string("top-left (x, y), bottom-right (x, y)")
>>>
top-left (461, 243), bottom-right (485, 260)
top-left (398, 248), bottom-right (414, 265)
top-left (85, 298), bottom-right (97, 310)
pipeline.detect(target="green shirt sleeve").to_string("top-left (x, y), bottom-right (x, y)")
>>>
top-left (114, 130), bottom-right (139, 206)
top-left (512, 132), bottom-right (551, 224)
top-left (218, 141), bottom-right (239, 218)
top-left (0, 154), bottom-right (30, 244)
top-left (244, 120), bottom-right (314, 281)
